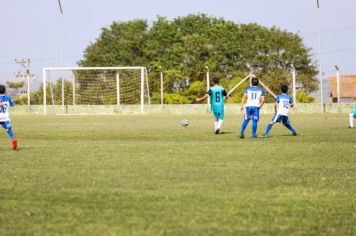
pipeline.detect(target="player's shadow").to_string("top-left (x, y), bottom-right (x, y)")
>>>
top-left (218, 131), bottom-right (233, 135)
top-left (271, 134), bottom-right (299, 137)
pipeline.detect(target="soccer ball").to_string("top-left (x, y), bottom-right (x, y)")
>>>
top-left (181, 119), bottom-right (189, 127)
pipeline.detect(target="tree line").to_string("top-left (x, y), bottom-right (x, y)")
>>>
top-left (80, 14), bottom-right (317, 104)
top-left (10, 14), bottom-right (317, 104)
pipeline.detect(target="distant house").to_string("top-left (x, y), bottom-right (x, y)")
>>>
top-left (329, 75), bottom-right (356, 103)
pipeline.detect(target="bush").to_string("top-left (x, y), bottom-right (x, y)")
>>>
top-left (12, 96), bottom-right (28, 105)
top-left (297, 90), bottom-right (315, 103)
top-left (164, 93), bottom-right (191, 104)
top-left (150, 92), bottom-right (162, 104)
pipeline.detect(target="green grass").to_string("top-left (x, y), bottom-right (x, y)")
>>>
top-left (0, 113), bottom-right (355, 235)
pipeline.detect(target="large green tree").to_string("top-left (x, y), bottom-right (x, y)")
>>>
top-left (78, 14), bottom-right (318, 103)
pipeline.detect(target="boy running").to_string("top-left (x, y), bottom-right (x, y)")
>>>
top-left (196, 77), bottom-right (227, 134)
top-left (0, 85), bottom-right (17, 150)
top-left (264, 84), bottom-right (297, 137)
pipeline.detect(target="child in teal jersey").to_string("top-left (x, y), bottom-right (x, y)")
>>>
top-left (196, 77), bottom-right (227, 134)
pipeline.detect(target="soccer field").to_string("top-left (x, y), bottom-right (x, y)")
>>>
top-left (0, 113), bottom-right (355, 235)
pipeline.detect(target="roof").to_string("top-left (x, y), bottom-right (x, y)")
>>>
top-left (329, 75), bottom-right (356, 99)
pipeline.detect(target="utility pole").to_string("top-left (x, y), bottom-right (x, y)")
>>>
top-left (58, 0), bottom-right (65, 111)
top-left (15, 58), bottom-right (35, 106)
top-left (159, 67), bottom-right (164, 105)
top-left (316, 0), bottom-right (324, 111)
top-left (206, 66), bottom-right (210, 106)
top-left (291, 64), bottom-right (297, 105)
top-left (335, 65), bottom-right (340, 104)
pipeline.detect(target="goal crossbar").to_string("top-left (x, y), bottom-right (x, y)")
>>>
top-left (43, 66), bottom-right (145, 71)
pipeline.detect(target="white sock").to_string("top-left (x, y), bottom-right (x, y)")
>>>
top-left (350, 113), bottom-right (354, 128)
top-left (214, 121), bottom-right (218, 130)
top-left (218, 119), bottom-right (223, 129)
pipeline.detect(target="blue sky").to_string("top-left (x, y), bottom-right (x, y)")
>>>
top-left (0, 0), bottom-right (355, 100)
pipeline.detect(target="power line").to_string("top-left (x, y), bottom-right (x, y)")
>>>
top-left (302, 25), bottom-right (356, 36)
top-left (322, 46), bottom-right (356, 55)
top-left (0, 55), bottom-right (82, 66)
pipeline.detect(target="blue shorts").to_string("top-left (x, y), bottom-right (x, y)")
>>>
top-left (0, 121), bottom-right (12, 129)
top-left (272, 114), bottom-right (290, 124)
top-left (212, 110), bottom-right (224, 120)
top-left (244, 107), bottom-right (260, 121)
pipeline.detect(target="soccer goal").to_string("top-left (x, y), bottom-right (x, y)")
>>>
top-left (42, 67), bottom-right (150, 115)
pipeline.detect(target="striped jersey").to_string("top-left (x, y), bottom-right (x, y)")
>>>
top-left (275, 93), bottom-right (294, 116)
top-left (0, 95), bottom-right (15, 122)
top-left (244, 86), bottom-right (266, 107)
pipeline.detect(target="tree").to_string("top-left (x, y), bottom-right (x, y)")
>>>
top-left (78, 14), bottom-right (318, 104)
top-left (78, 20), bottom-right (148, 67)
top-left (6, 81), bottom-right (25, 96)
top-left (31, 79), bottom-right (73, 105)
top-left (6, 81), bottom-right (26, 104)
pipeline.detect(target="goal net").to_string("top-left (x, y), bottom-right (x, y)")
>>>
top-left (42, 67), bottom-right (150, 114)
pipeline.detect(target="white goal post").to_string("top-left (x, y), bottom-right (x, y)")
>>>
top-left (227, 72), bottom-right (277, 98)
top-left (42, 66), bottom-right (150, 115)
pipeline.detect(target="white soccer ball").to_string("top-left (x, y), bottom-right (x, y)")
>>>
top-left (181, 119), bottom-right (189, 127)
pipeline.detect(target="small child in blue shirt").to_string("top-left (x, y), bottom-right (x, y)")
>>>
top-left (0, 85), bottom-right (17, 150)
top-left (264, 84), bottom-right (297, 137)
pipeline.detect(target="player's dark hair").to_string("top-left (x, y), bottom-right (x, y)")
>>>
top-left (0, 85), bottom-right (6, 94)
top-left (251, 77), bottom-right (259, 86)
top-left (281, 84), bottom-right (288, 93)
top-left (212, 77), bottom-right (219, 84)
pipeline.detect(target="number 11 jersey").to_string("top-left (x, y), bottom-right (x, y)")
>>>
top-left (244, 86), bottom-right (265, 107)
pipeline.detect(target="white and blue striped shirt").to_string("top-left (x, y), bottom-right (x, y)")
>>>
top-left (275, 93), bottom-right (294, 116)
top-left (244, 86), bottom-right (266, 107)
top-left (0, 95), bottom-right (15, 122)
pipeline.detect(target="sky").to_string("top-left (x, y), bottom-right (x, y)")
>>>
top-left (1, 0), bottom-right (356, 101)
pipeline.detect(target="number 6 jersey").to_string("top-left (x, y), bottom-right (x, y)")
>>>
top-left (208, 86), bottom-right (227, 112)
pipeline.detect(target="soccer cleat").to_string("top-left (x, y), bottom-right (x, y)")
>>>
top-left (263, 134), bottom-right (268, 138)
top-left (251, 135), bottom-right (257, 138)
top-left (12, 139), bottom-right (17, 150)
top-left (239, 134), bottom-right (244, 139)
top-left (215, 129), bottom-right (220, 134)
top-left (292, 133), bottom-right (297, 136)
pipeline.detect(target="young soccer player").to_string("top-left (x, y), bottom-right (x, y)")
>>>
top-left (196, 77), bottom-right (227, 134)
top-left (264, 84), bottom-right (297, 137)
top-left (349, 107), bottom-right (356, 128)
top-left (0, 85), bottom-right (17, 150)
top-left (239, 77), bottom-right (265, 138)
